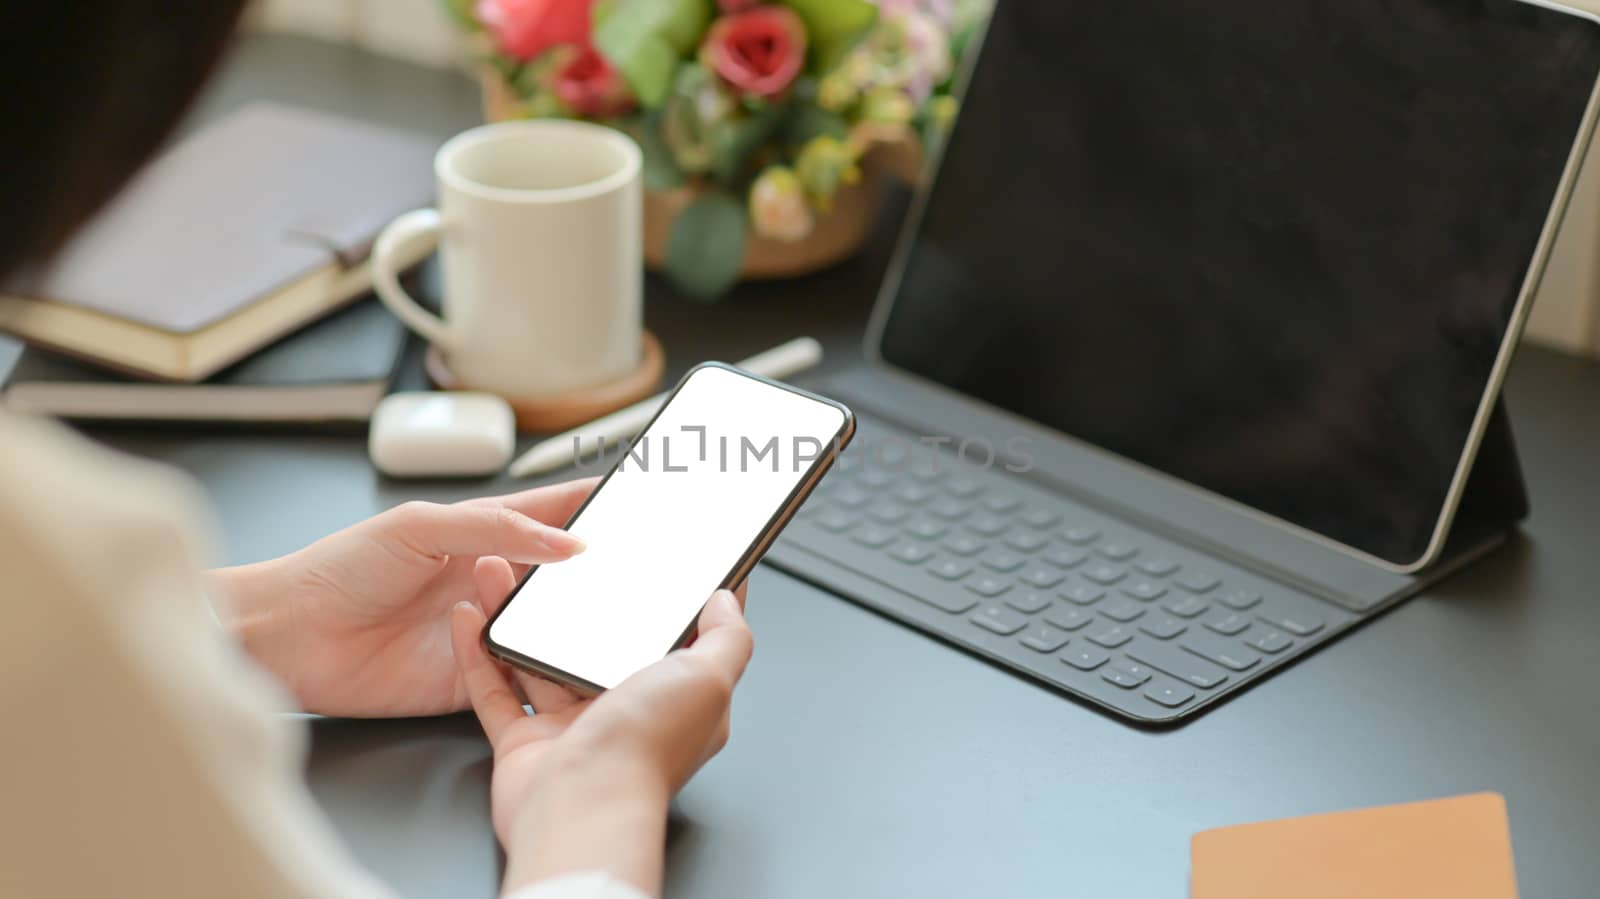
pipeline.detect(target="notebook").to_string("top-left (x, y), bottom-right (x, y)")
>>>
top-left (3, 297), bottom-right (406, 426)
top-left (1191, 792), bottom-right (1519, 899)
top-left (0, 102), bottom-right (435, 382)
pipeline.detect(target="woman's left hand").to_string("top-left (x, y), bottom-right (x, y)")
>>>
top-left (211, 478), bottom-right (597, 718)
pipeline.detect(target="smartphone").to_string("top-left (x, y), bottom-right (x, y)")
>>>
top-left (484, 362), bottom-right (855, 692)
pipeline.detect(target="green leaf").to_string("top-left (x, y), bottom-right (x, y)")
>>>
top-left (594, 0), bottom-right (713, 108)
top-left (634, 114), bottom-right (687, 190)
top-left (665, 191), bottom-right (748, 300)
top-left (784, 103), bottom-right (850, 147)
top-left (782, 0), bottom-right (878, 73)
top-left (707, 104), bottom-right (786, 185)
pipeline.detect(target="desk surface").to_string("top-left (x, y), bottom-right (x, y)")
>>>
top-left (36, 34), bottom-right (1600, 899)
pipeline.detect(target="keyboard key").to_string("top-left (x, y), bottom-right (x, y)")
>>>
top-left (1042, 546), bottom-right (1089, 569)
top-left (1203, 612), bottom-right (1251, 636)
top-left (980, 549), bottom-right (1026, 572)
top-left (1019, 508), bottom-right (1062, 529)
top-left (1144, 684), bottom-right (1196, 708)
top-left (929, 559), bottom-right (973, 581)
top-left (971, 604), bottom-right (1027, 635)
top-left (1135, 557), bottom-right (1180, 577)
top-left (1097, 542), bottom-right (1139, 561)
top-left (1063, 525), bottom-right (1101, 545)
top-left (1060, 584), bottom-right (1105, 605)
top-left (967, 514), bottom-right (1010, 537)
top-left (1019, 567), bottom-right (1066, 589)
top-left (1163, 595), bottom-right (1210, 618)
top-left (1060, 645), bottom-right (1110, 670)
top-left (904, 518), bottom-right (947, 541)
top-left (832, 486), bottom-right (872, 508)
top-left (1101, 661), bottom-right (1152, 688)
top-left (889, 543), bottom-right (934, 565)
top-left (815, 509), bottom-right (858, 532)
top-left (1138, 615), bottom-right (1187, 640)
top-left (874, 443), bottom-right (911, 466)
top-left (1043, 604), bottom-right (1093, 631)
top-left (1004, 531), bottom-right (1050, 554)
top-left (964, 575), bottom-right (1013, 598)
top-left (908, 460), bottom-right (943, 481)
top-left (1018, 623), bottom-right (1071, 653)
top-left (1121, 580), bottom-right (1167, 601)
top-left (1099, 597), bottom-right (1146, 622)
top-left (1005, 591), bottom-right (1053, 614)
top-left (1126, 642), bottom-right (1228, 689)
top-left (910, 588), bottom-right (977, 615)
top-left (930, 499), bottom-right (970, 520)
top-left (1082, 563), bottom-right (1127, 585)
top-left (1180, 632), bottom-right (1261, 672)
top-left (1086, 624), bottom-right (1134, 648)
top-left (945, 477), bottom-right (984, 498)
top-left (942, 534), bottom-right (985, 557)
top-left (893, 484), bottom-right (934, 505)
top-left (1256, 612), bottom-right (1324, 637)
top-left (1218, 589), bottom-right (1262, 610)
top-left (1244, 629), bottom-right (1294, 654)
top-left (851, 525), bottom-right (896, 548)
top-left (1175, 571), bottom-right (1221, 593)
top-left (857, 469), bottom-right (893, 489)
top-left (868, 503), bottom-right (909, 525)
top-left (982, 494), bottom-right (1022, 513)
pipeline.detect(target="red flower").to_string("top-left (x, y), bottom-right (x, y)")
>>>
top-left (477, 0), bottom-right (594, 61)
top-left (700, 7), bottom-right (808, 98)
top-left (554, 43), bottom-right (636, 118)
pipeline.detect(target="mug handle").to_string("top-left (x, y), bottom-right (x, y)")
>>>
top-left (372, 208), bottom-right (453, 350)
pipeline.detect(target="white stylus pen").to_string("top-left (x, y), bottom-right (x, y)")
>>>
top-left (507, 336), bottom-right (826, 478)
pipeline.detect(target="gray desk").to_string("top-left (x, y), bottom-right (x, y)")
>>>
top-left (35, 35), bottom-right (1600, 899)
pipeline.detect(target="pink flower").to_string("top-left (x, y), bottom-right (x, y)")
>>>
top-left (700, 7), bottom-right (808, 98)
top-left (477, 0), bottom-right (594, 61)
top-left (553, 43), bottom-right (635, 118)
top-left (874, 0), bottom-right (953, 25)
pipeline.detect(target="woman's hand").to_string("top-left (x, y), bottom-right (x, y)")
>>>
top-left (451, 557), bottom-right (754, 897)
top-left (210, 478), bottom-right (597, 718)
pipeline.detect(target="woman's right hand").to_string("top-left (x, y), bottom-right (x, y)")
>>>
top-left (450, 557), bottom-right (754, 898)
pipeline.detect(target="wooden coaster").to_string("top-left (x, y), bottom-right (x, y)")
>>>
top-left (425, 332), bottom-right (665, 433)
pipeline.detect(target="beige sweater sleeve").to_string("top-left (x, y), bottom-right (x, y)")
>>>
top-left (0, 413), bottom-right (395, 899)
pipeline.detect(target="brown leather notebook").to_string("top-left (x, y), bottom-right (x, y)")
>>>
top-left (1191, 792), bottom-right (1519, 899)
top-left (0, 103), bottom-right (435, 382)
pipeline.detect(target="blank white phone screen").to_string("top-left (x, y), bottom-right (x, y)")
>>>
top-left (488, 366), bottom-right (849, 689)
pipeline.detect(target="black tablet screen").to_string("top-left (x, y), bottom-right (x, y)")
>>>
top-left (878, 0), bottom-right (1600, 566)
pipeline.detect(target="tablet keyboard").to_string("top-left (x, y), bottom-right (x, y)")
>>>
top-left (770, 420), bottom-right (1355, 724)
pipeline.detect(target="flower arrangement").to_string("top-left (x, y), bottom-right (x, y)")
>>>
top-left (442, 0), bottom-right (990, 298)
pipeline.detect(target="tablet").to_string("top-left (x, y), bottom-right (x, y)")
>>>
top-left (872, 0), bottom-right (1600, 571)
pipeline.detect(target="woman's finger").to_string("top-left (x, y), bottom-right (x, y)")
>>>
top-left (472, 556), bottom-right (519, 616)
top-left (489, 477), bottom-right (600, 527)
top-left (449, 601), bottom-right (528, 751)
top-left (686, 590), bottom-right (755, 684)
top-left (390, 500), bottom-right (585, 565)
top-left (473, 558), bottom-right (586, 713)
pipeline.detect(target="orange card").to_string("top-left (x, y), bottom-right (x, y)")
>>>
top-left (1191, 792), bottom-right (1518, 899)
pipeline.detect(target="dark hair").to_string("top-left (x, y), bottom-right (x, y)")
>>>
top-left (0, 1), bottom-right (248, 278)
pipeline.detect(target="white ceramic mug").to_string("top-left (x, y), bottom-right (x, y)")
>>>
top-left (372, 120), bottom-right (642, 399)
